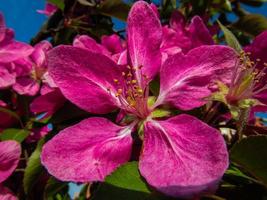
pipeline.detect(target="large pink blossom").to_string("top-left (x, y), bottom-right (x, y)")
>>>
top-left (0, 141), bottom-right (21, 200)
top-left (41, 1), bottom-right (238, 198)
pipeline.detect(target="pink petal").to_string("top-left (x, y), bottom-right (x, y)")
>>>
top-left (30, 88), bottom-right (65, 118)
top-left (41, 117), bottom-right (133, 182)
top-left (0, 141), bottom-right (21, 183)
top-left (48, 45), bottom-right (123, 114)
top-left (101, 34), bottom-right (123, 55)
top-left (0, 185), bottom-right (17, 200)
top-left (0, 66), bottom-right (16, 89)
top-left (0, 40), bottom-right (33, 63)
top-left (155, 45), bottom-right (238, 110)
top-left (26, 125), bottom-right (51, 143)
top-left (140, 114), bottom-right (228, 198)
top-left (30, 40), bottom-right (52, 67)
top-left (245, 30), bottom-right (267, 67)
top-left (12, 77), bottom-right (40, 96)
top-left (73, 35), bottom-right (110, 56)
top-left (127, 1), bottom-right (162, 83)
top-left (188, 16), bottom-right (214, 48)
top-left (37, 3), bottom-right (57, 16)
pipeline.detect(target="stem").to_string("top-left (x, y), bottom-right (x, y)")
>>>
top-left (237, 107), bottom-right (250, 140)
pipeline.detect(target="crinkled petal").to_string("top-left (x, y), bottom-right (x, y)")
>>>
top-left (155, 45), bottom-right (238, 110)
top-left (0, 185), bottom-right (17, 200)
top-left (12, 77), bottom-right (40, 96)
top-left (127, 1), bottom-right (162, 83)
top-left (0, 40), bottom-right (33, 63)
top-left (48, 45), bottom-right (124, 114)
top-left (0, 141), bottom-right (21, 183)
top-left (140, 114), bottom-right (228, 198)
top-left (41, 117), bottom-right (133, 182)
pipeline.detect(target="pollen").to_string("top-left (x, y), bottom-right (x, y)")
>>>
top-left (131, 80), bottom-right (137, 84)
top-left (113, 79), bottom-right (119, 84)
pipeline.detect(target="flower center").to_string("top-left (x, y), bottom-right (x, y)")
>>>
top-left (226, 51), bottom-right (267, 105)
top-left (109, 65), bottom-right (151, 119)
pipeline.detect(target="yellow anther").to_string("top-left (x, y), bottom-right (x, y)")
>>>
top-left (131, 80), bottom-right (137, 84)
top-left (137, 89), bottom-right (143, 94)
top-left (117, 89), bottom-right (123, 94)
top-left (113, 79), bottom-right (119, 84)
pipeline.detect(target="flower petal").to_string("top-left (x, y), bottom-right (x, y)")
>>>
top-left (30, 88), bottom-right (65, 118)
top-left (73, 35), bottom-right (110, 56)
top-left (48, 45), bottom-right (124, 114)
top-left (30, 40), bottom-right (52, 67)
top-left (0, 185), bottom-right (17, 200)
top-left (0, 141), bottom-right (21, 183)
top-left (12, 77), bottom-right (40, 96)
top-left (0, 66), bottom-right (16, 89)
top-left (0, 40), bottom-right (33, 63)
top-left (155, 45), bottom-right (238, 110)
top-left (101, 34), bottom-right (124, 55)
top-left (188, 16), bottom-right (214, 48)
top-left (41, 117), bottom-right (133, 182)
top-left (245, 30), bottom-right (267, 67)
top-left (127, 1), bottom-right (162, 83)
top-left (140, 114), bottom-right (228, 198)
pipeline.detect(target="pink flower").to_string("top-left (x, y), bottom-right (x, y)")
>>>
top-left (41, 2), bottom-right (237, 198)
top-left (0, 141), bottom-right (21, 200)
top-left (12, 41), bottom-right (52, 96)
top-left (37, 3), bottom-right (57, 16)
top-left (0, 13), bottom-right (33, 89)
top-left (214, 31), bottom-right (267, 121)
top-left (161, 11), bottom-right (214, 62)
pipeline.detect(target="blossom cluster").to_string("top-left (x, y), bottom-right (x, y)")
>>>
top-left (0, 1), bottom-right (267, 199)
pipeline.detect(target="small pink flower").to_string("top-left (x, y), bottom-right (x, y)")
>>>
top-left (41, 2), bottom-right (237, 198)
top-left (0, 13), bottom-right (33, 90)
top-left (12, 41), bottom-right (52, 96)
top-left (37, 3), bottom-right (57, 16)
top-left (161, 11), bottom-right (214, 63)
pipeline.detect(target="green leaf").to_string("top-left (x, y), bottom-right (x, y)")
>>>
top-left (218, 21), bottom-right (242, 52)
top-left (0, 128), bottom-right (30, 143)
top-left (98, 0), bottom-right (130, 21)
top-left (230, 135), bottom-right (267, 186)
top-left (232, 14), bottom-right (267, 37)
top-left (48, 0), bottom-right (65, 10)
top-left (93, 162), bottom-right (167, 200)
top-left (23, 139), bottom-right (45, 194)
top-left (44, 177), bottom-right (69, 200)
